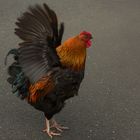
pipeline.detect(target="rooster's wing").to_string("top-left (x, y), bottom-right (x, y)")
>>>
top-left (15, 4), bottom-right (64, 83)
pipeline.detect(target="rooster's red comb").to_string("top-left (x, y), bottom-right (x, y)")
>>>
top-left (80, 31), bottom-right (92, 36)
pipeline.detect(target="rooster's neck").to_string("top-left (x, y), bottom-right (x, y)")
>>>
top-left (56, 37), bottom-right (86, 71)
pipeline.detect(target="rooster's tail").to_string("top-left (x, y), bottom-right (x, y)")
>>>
top-left (5, 49), bottom-right (29, 99)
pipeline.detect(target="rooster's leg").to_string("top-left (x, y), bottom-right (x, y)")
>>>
top-left (43, 118), bottom-right (61, 138)
top-left (50, 119), bottom-right (69, 132)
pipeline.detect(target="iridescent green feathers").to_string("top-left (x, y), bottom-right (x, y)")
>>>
top-left (5, 49), bottom-right (29, 99)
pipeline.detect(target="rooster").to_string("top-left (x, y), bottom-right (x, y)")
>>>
top-left (5, 3), bottom-right (92, 138)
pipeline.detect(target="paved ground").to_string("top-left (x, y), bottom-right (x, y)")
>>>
top-left (0, 0), bottom-right (140, 140)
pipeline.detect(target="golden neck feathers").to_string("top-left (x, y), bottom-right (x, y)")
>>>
top-left (56, 36), bottom-right (87, 71)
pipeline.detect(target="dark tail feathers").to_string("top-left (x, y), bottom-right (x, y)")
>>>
top-left (5, 49), bottom-right (29, 99)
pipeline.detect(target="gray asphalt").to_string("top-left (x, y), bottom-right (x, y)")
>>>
top-left (0, 0), bottom-right (140, 140)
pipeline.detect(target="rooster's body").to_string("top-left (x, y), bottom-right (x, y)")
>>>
top-left (5, 4), bottom-right (92, 138)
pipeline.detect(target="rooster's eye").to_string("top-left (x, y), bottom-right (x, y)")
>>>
top-left (83, 35), bottom-right (87, 38)
top-left (84, 35), bottom-right (92, 40)
top-left (84, 35), bottom-right (89, 39)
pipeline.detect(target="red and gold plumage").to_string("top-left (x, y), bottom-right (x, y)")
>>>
top-left (56, 36), bottom-right (87, 71)
top-left (28, 76), bottom-right (54, 103)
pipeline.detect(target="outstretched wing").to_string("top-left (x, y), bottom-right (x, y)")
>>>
top-left (15, 4), bottom-right (64, 83)
top-left (15, 3), bottom-right (64, 46)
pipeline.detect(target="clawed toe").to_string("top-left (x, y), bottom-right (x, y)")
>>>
top-left (51, 124), bottom-right (69, 132)
top-left (43, 129), bottom-right (61, 138)
top-left (50, 119), bottom-right (69, 132)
